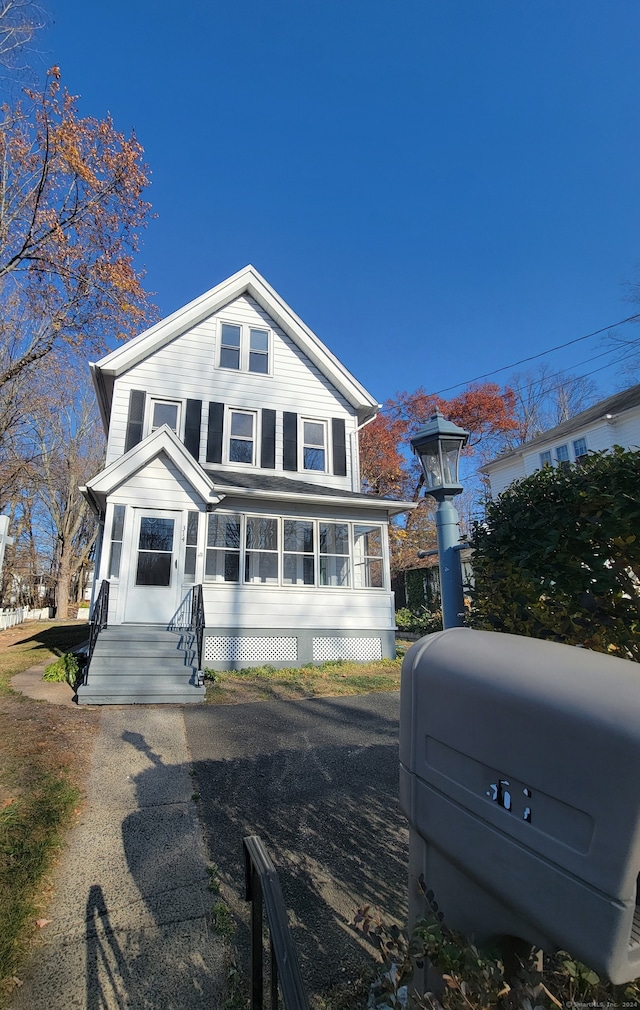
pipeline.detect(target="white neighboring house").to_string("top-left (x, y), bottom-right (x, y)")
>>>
top-left (481, 383), bottom-right (640, 497)
top-left (79, 265), bottom-right (414, 704)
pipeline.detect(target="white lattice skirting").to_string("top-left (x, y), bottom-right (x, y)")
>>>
top-left (204, 636), bottom-right (298, 663)
top-left (313, 637), bottom-right (382, 663)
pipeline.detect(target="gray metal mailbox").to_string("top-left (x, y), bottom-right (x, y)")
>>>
top-left (399, 628), bottom-right (640, 984)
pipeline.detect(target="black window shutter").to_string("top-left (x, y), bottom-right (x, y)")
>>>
top-left (332, 418), bottom-right (347, 476)
top-left (261, 409), bottom-right (276, 469)
top-left (206, 402), bottom-right (224, 463)
top-left (124, 390), bottom-right (146, 453)
top-left (283, 412), bottom-right (298, 471)
top-left (184, 399), bottom-right (202, 459)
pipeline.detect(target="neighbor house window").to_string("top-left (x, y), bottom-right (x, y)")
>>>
top-left (555, 444), bottom-right (569, 464)
top-left (319, 522), bottom-right (350, 586)
top-left (206, 513), bottom-right (241, 582)
top-left (150, 399), bottom-right (181, 434)
top-left (353, 525), bottom-right (383, 588)
top-left (283, 520), bottom-right (314, 585)
top-left (228, 410), bottom-right (256, 465)
top-left (108, 505), bottom-right (126, 578)
top-left (219, 322), bottom-right (270, 374)
top-left (302, 419), bottom-right (327, 471)
top-left (184, 511), bottom-right (199, 583)
top-left (573, 437), bottom-right (588, 460)
top-left (539, 450), bottom-right (552, 467)
top-left (245, 517), bottom-right (278, 584)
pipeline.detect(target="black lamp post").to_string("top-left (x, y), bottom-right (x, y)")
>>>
top-left (410, 410), bottom-right (469, 629)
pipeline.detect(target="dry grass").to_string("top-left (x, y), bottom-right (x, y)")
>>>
top-left (0, 621), bottom-right (100, 999)
top-left (205, 651), bottom-right (407, 705)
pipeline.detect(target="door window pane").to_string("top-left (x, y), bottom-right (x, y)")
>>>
top-left (135, 517), bottom-right (174, 587)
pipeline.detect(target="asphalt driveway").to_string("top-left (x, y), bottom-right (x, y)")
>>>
top-left (184, 691), bottom-right (408, 1000)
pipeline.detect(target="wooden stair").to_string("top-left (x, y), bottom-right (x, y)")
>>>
top-left (77, 625), bottom-right (206, 705)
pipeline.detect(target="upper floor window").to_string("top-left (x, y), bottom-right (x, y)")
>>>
top-left (228, 409), bottom-right (256, 465)
top-left (573, 437), bottom-right (588, 459)
top-left (302, 419), bottom-right (327, 471)
top-left (151, 398), bottom-right (181, 435)
top-left (219, 322), bottom-right (270, 374)
top-left (539, 450), bottom-right (552, 467)
top-left (555, 444), bottom-right (569, 465)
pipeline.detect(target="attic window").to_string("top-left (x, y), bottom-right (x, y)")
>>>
top-left (151, 399), bottom-right (180, 434)
top-left (218, 322), bottom-right (270, 374)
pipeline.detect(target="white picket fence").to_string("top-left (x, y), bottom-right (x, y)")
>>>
top-left (0, 606), bottom-right (54, 630)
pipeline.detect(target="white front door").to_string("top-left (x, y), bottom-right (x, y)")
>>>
top-left (125, 509), bottom-right (181, 624)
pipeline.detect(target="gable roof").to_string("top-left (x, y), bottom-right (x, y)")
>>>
top-left (81, 425), bottom-right (220, 514)
top-left (482, 382), bottom-right (640, 472)
top-left (90, 265), bottom-right (380, 431)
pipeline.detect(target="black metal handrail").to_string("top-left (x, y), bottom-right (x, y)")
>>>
top-left (190, 583), bottom-right (205, 675)
top-left (87, 580), bottom-right (109, 673)
top-left (243, 835), bottom-right (309, 1010)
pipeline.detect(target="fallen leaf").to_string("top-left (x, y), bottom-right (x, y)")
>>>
top-left (35, 919), bottom-right (52, 928)
top-left (1, 797), bottom-right (15, 809)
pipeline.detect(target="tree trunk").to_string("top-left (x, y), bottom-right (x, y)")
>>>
top-left (56, 542), bottom-right (71, 619)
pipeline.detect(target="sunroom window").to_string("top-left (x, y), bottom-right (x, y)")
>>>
top-left (205, 513), bottom-right (241, 582)
top-left (319, 522), bottom-right (350, 586)
top-left (283, 520), bottom-right (314, 585)
top-left (245, 517), bottom-right (278, 584)
top-left (353, 525), bottom-right (383, 588)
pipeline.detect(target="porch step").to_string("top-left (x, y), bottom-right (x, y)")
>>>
top-left (78, 624), bottom-right (205, 706)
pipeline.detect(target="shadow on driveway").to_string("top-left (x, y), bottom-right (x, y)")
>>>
top-left (185, 692), bottom-right (408, 999)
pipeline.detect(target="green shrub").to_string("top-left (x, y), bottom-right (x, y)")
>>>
top-left (43, 652), bottom-right (81, 686)
top-left (395, 607), bottom-right (442, 635)
top-left (470, 447), bottom-right (640, 660)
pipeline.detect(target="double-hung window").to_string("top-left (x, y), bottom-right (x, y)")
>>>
top-left (319, 523), bottom-right (350, 586)
top-left (150, 398), bottom-right (181, 435)
top-left (245, 517), bottom-right (278, 584)
top-left (228, 410), bottom-right (256, 465)
top-left (302, 419), bottom-right (327, 472)
top-left (573, 437), bottom-right (588, 460)
top-left (219, 322), bottom-right (270, 374)
top-left (353, 525), bottom-right (383, 588)
top-left (539, 450), bottom-right (552, 467)
top-left (555, 444), bottom-right (569, 468)
top-left (206, 513), bottom-right (241, 582)
top-left (283, 520), bottom-right (314, 585)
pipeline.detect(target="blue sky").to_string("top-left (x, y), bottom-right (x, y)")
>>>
top-left (44, 0), bottom-right (640, 406)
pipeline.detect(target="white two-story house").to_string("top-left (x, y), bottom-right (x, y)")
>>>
top-left (78, 266), bottom-right (413, 704)
top-left (481, 383), bottom-right (640, 497)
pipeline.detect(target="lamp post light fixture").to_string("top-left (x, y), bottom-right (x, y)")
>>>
top-left (410, 410), bottom-right (470, 630)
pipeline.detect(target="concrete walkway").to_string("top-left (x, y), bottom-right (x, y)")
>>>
top-left (10, 704), bottom-right (227, 1010)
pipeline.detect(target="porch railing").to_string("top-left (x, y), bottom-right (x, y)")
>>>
top-left (243, 834), bottom-right (309, 1010)
top-left (87, 580), bottom-right (109, 672)
top-left (190, 583), bottom-right (205, 677)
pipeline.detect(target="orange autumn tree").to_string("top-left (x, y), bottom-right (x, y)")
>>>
top-left (0, 65), bottom-right (156, 392)
top-left (360, 382), bottom-right (518, 574)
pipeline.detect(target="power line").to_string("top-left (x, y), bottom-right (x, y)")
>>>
top-left (429, 312), bottom-right (640, 396)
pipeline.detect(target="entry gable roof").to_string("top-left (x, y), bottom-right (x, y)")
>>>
top-left (90, 265), bottom-right (380, 430)
top-left (81, 425), bottom-right (221, 515)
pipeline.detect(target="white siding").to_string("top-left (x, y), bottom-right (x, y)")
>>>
top-left (109, 452), bottom-right (205, 510)
top-left (201, 584), bottom-right (395, 631)
top-left (106, 295), bottom-right (359, 491)
top-left (488, 458), bottom-right (526, 495)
